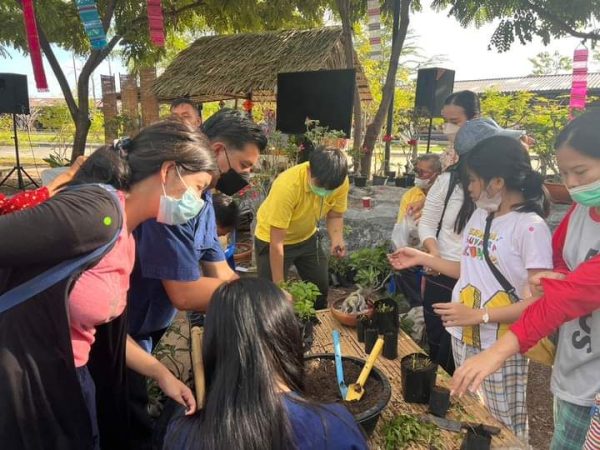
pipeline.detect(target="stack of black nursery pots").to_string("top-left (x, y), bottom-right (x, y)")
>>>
top-left (357, 298), bottom-right (399, 360)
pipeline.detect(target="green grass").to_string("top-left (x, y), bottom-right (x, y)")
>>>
top-left (0, 131), bottom-right (102, 146)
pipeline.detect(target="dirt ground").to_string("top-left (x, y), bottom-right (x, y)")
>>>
top-left (527, 362), bottom-right (555, 449)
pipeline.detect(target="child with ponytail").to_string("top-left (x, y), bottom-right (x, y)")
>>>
top-left (389, 135), bottom-right (554, 439)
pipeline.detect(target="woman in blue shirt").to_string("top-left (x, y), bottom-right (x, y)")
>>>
top-left (164, 278), bottom-right (368, 450)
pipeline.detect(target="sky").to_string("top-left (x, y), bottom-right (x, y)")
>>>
top-left (1, 1), bottom-right (595, 99)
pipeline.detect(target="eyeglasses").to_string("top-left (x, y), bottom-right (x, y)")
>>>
top-left (414, 169), bottom-right (435, 178)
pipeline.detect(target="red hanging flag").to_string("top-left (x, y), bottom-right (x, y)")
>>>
top-left (147, 0), bottom-right (165, 47)
top-left (569, 46), bottom-right (589, 118)
top-left (22, 0), bottom-right (48, 92)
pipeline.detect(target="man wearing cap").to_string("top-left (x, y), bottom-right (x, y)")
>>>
top-left (415, 117), bottom-right (524, 375)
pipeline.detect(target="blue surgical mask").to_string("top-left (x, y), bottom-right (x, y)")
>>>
top-left (310, 184), bottom-right (333, 197)
top-left (157, 166), bottom-right (205, 225)
top-left (568, 179), bottom-right (600, 207)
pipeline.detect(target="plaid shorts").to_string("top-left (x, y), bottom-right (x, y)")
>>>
top-left (452, 337), bottom-right (529, 440)
top-left (584, 394), bottom-right (600, 450)
top-left (551, 397), bottom-right (593, 450)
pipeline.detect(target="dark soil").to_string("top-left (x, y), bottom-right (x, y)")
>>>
top-left (304, 358), bottom-right (385, 417)
top-left (527, 361), bottom-right (554, 449)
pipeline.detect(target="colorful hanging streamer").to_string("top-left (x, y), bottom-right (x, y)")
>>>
top-left (22, 0), bottom-right (48, 92)
top-left (76, 0), bottom-right (107, 50)
top-left (569, 46), bottom-right (589, 117)
top-left (367, 0), bottom-right (382, 61)
top-left (147, 0), bottom-right (165, 47)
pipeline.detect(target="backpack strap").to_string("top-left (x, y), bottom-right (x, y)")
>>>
top-left (436, 170), bottom-right (459, 238)
top-left (0, 184), bottom-right (122, 315)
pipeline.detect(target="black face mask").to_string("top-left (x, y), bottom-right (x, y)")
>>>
top-left (215, 148), bottom-right (250, 195)
top-left (216, 169), bottom-right (249, 195)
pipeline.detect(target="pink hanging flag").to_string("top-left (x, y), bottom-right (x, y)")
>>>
top-left (147, 0), bottom-right (165, 47)
top-left (569, 47), bottom-right (589, 117)
top-left (22, 0), bottom-right (48, 92)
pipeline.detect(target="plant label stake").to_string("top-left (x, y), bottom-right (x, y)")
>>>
top-left (332, 330), bottom-right (348, 399)
top-left (346, 337), bottom-right (384, 401)
top-left (190, 326), bottom-right (205, 408)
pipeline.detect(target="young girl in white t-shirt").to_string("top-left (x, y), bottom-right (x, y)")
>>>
top-left (389, 135), bottom-right (553, 439)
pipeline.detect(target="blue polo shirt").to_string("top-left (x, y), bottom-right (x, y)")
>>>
top-left (128, 191), bottom-right (224, 351)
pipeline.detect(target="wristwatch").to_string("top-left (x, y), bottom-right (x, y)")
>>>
top-left (481, 307), bottom-right (490, 324)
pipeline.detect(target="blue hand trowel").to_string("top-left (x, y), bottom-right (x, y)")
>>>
top-left (332, 330), bottom-right (348, 399)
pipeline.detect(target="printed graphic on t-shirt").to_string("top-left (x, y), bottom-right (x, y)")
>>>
top-left (460, 285), bottom-right (514, 348)
top-left (463, 227), bottom-right (499, 264)
top-left (570, 247), bottom-right (598, 355)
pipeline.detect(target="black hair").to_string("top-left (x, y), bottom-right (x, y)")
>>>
top-left (201, 108), bottom-right (267, 153)
top-left (170, 98), bottom-right (199, 112)
top-left (212, 193), bottom-right (239, 230)
top-left (166, 278), bottom-right (304, 450)
top-left (444, 90), bottom-right (480, 120)
top-left (466, 135), bottom-right (548, 217)
top-left (72, 120), bottom-right (216, 190)
top-left (555, 110), bottom-right (600, 159)
top-left (309, 146), bottom-right (348, 190)
top-left (454, 162), bottom-right (476, 234)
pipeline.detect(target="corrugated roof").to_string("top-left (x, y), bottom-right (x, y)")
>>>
top-left (454, 72), bottom-right (600, 94)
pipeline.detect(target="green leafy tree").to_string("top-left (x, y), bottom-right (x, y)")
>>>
top-left (432, 0), bottom-right (600, 52)
top-left (529, 50), bottom-right (573, 75)
top-left (0, 0), bottom-right (327, 161)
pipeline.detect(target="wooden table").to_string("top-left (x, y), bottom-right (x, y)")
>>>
top-left (311, 310), bottom-right (525, 449)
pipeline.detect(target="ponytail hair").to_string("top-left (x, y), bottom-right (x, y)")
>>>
top-left (465, 135), bottom-right (549, 217)
top-left (72, 119), bottom-right (216, 190)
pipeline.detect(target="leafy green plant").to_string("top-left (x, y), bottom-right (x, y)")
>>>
top-left (304, 119), bottom-right (346, 147)
top-left (355, 267), bottom-right (380, 289)
top-left (349, 246), bottom-right (390, 284)
top-left (375, 301), bottom-right (394, 313)
top-left (43, 149), bottom-right (71, 167)
top-left (382, 413), bottom-right (442, 450)
top-left (280, 280), bottom-right (320, 322)
top-left (328, 256), bottom-right (352, 278)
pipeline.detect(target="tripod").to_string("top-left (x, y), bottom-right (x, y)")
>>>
top-left (0, 113), bottom-right (39, 190)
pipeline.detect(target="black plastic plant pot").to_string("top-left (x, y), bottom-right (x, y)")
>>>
top-left (300, 319), bottom-right (314, 353)
top-left (356, 317), bottom-right (369, 343)
top-left (364, 328), bottom-right (379, 354)
top-left (348, 174), bottom-right (355, 184)
top-left (372, 175), bottom-right (387, 186)
top-left (383, 331), bottom-right (398, 360)
top-left (400, 353), bottom-right (438, 404)
top-left (461, 425), bottom-right (492, 450)
top-left (428, 386), bottom-right (450, 417)
top-left (374, 298), bottom-right (399, 334)
top-left (394, 177), bottom-right (404, 187)
top-left (305, 354), bottom-right (392, 437)
top-left (404, 173), bottom-right (416, 184)
top-left (354, 176), bottom-right (367, 188)
top-left (386, 171), bottom-right (396, 181)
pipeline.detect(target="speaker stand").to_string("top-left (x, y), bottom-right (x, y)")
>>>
top-left (0, 113), bottom-right (39, 190)
top-left (425, 116), bottom-right (433, 153)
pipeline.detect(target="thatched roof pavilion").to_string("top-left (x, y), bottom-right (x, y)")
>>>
top-left (153, 27), bottom-right (372, 104)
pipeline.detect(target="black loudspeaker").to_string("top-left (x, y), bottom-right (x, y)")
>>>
top-left (414, 68), bottom-right (455, 117)
top-left (0, 73), bottom-right (30, 115)
top-left (276, 69), bottom-right (355, 137)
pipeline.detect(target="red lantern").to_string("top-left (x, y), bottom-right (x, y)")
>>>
top-left (243, 99), bottom-right (254, 112)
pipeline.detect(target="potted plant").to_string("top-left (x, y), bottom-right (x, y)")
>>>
top-left (354, 175), bottom-right (368, 188)
top-left (525, 97), bottom-right (573, 204)
top-left (372, 298), bottom-right (399, 334)
top-left (280, 280), bottom-right (320, 352)
top-left (400, 353), bottom-right (438, 404)
top-left (304, 354), bottom-right (392, 436)
top-left (328, 256), bottom-right (355, 288)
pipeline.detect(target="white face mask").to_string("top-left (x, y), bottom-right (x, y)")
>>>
top-left (414, 177), bottom-right (432, 189)
top-left (443, 122), bottom-right (461, 137)
top-left (475, 186), bottom-right (503, 213)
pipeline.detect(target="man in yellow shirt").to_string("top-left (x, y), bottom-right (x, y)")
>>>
top-left (255, 148), bottom-right (349, 308)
